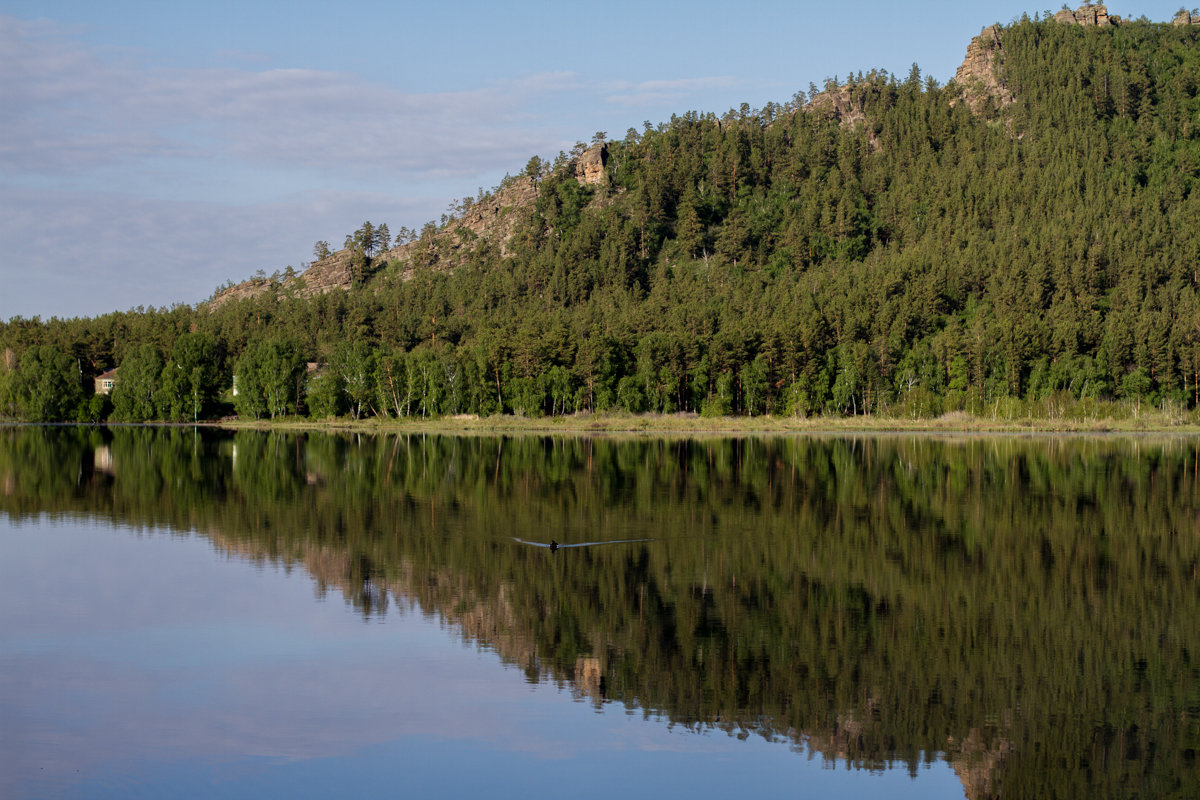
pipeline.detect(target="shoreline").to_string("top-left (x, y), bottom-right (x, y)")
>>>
top-left (7, 411), bottom-right (1200, 436)
top-left (203, 410), bottom-right (1200, 436)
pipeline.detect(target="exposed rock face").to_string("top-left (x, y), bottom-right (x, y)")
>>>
top-left (805, 85), bottom-right (868, 127)
top-left (1173, 9), bottom-right (1200, 25)
top-left (953, 23), bottom-right (1014, 115)
top-left (206, 176), bottom-right (549, 309)
top-left (1053, 3), bottom-right (1118, 26)
top-left (804, 85), bottom-right (881, 150)
top-left (439, 175), bottom-right (540, 258)
top-left (205, 251), bottom-right (355, 310)
top-left (204, 142), bottom-right (616, 310)
top-left (574, 143), bottom-right (608, 185)
top-left (204, 278), bottom-right (276, 309)
top-left (293, 251), bottom-right (355, 294)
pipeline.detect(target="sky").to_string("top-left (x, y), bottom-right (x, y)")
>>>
top-left (0, 1), bottom-right (1184, 320)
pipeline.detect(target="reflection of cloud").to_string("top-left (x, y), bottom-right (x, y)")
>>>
top-left (0, 519), bottom-right (598, 797)
top-left (0, 619), bottom-right (615, 798)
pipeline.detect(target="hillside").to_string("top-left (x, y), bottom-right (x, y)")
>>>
top-left (206, 141), bottom-right (605, 309)
top-left (5, 4), bottom-right (1200, 423)
top-left (206, 3), bottom-right (1164, 307)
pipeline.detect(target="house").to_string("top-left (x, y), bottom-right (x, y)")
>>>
top-left (94, 368), bottom-right (118, 395)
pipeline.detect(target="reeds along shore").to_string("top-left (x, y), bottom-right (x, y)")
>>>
top-left (213, 403), bottom-right (1200, 435)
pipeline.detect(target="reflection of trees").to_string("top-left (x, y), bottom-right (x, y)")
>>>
top-left (2, 427), bottom-right (1199, 798)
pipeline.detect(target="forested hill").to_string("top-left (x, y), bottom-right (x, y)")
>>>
top-left (5, 5), bottom-right (1200, 423)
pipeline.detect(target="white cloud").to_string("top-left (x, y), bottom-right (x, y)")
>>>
top-left (1, 15), bottom-right (742, 185)
top-left (0, 15), bottom-right (568, 186)
top-left (604, 76), bottom-right (739, 109)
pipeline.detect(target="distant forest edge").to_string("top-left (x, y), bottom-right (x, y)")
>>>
top-left (7, 8), bottom-right (1200, 424)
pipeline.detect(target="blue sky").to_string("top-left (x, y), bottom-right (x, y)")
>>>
top-left (0, 1), bottom-right (1182, 320)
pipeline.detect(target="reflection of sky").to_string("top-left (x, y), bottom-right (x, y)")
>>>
top-left (0, 516), bottom-right (966, 799)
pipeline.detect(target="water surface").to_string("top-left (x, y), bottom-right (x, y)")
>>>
top-left (3, 427), bottom-right (1199, 798)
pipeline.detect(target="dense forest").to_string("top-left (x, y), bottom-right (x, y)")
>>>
top-left (6, 11), bottom-right (1200, 422)
top-left (4, 426), bottom-right (1199, 798)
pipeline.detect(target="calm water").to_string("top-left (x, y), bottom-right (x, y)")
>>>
top-left (2, 427), bottom-right (1199, 799)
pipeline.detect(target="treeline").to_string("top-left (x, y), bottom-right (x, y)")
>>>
top-left (5, 14), bottom-right (1200, 422)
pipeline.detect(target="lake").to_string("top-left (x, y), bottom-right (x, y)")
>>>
top-left (2, 426), bottom-right (1198, 799)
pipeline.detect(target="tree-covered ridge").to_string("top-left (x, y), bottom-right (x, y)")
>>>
top-left (4, 12), bottom-right (1200, 422)
top-left (3, 427), bottom-right (1199, 798)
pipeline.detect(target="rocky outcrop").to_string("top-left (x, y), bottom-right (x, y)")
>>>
top-left (805, 85), bottom-right (869, 127)
top-left (205, 144), bottom-right (612, 309)
top-left (953, 23), bottom-right (1014, 115)
top-left (804, 84), bottom-right (881, 150)
top-left (205, 250), bottom-right (354, 310)
top-left (289, 250), bottom-right (355, 294)
top-left (1173, 9), bottom-right (1200, 25)
top-left (574, 143), bottom-right (608, 186)
top-left (438, 175), bottom-right (540, 257)
top-left (1053, 3), bottom-right (1118, 26)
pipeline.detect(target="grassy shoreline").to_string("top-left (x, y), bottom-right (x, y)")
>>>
top-left (209, 409), bottom-right (1200, 435)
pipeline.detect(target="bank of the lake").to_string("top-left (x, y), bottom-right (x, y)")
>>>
top-left (213, 408), bottom-right (1200, 435)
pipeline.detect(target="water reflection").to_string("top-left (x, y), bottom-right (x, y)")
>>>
top-left (2, 426), bottom-right (1200, 798)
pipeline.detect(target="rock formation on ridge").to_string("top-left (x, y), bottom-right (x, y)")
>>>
top-left (953, 23), bottom-right (1014, 115)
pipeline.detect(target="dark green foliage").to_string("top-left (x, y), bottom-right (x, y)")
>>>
top-left (305, 369), bottom-right (345, 419)
top-left (234, 338), bottom-right (304, 419)
top-left (111, 344), bottom-right (163, 422)
top-left (11, 345), bottom-right (83, 422)
top-left (160, 333), bottom-right (220, 421)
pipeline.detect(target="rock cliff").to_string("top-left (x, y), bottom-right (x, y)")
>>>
top-left (575, 143), bottom-right (608, 186)
top-left (952, 5), bottom-right (1126, 117)
top-left (205, 145), bottom-right (607, 309)
top-left (205, 249), bottom-right (356, 310)
top-left (805, 84), bottom-right (872, 130)
top-left (803, 79), bottom-right (895, 152)
top-left (952, 23), bottom-right (1014, 115)
top-left (1053, 3), bottom-right (1118, 26)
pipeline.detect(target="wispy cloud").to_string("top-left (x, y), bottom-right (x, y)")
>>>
top-left (1, 16), bottom-right (743, 184)
top-left (603, 76), bottom-right (739, 108)
top-left (0, 15), bottom-right (566, 184)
